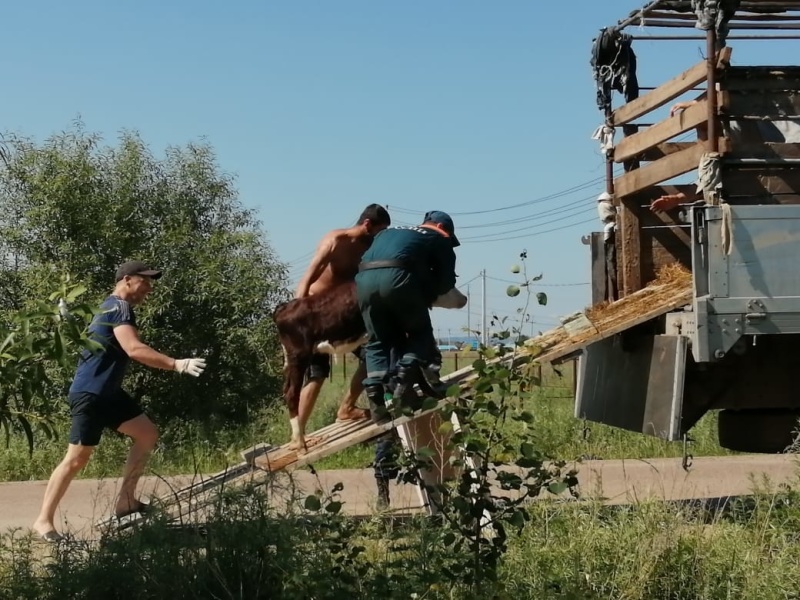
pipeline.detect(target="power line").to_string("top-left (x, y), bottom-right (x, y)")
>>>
top-left (486, 276), bottom-right (590, 287)
top-left (465, 217), bottom-right (597, 244)
top-left (385, 175), bottom-right (605, 217)
top-left (457, 194), bottom-right (596, 230)
top-left (461, 206), bottom-right (595, 241)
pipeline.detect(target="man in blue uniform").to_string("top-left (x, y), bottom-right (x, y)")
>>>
top-left (33, 261), bottom-right (208, 542)
top-left (354, 210), bottom-right (459, 508)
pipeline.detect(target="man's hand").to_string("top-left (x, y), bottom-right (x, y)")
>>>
top-left (174, 357), bottom-right (207, 377)
top-left (669, 100), bottom-right (697, 117)
top-left (650, 194), bottom-right (684, 213)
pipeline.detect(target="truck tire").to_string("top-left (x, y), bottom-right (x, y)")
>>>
top-left (717, 408), bottom-right (800, 454)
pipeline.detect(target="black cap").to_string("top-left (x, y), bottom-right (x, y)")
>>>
top-left (423, 210), bottom-right (460, 247)
top-left (115, 260), bottom-right (163, 282)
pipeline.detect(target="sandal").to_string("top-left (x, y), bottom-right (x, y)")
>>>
top-left (40, 530), bottom-right (64, 543)
top-left (114, 500), bottom-right (152, 520)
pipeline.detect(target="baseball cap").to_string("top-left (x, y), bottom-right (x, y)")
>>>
top-left (115, 260), bottom-right (163, 282)
top-left (423, 210), bottom-right (460, 247)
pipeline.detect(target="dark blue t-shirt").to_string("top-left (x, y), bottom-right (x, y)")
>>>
top-left (69, 295), bottom-right (136, 396)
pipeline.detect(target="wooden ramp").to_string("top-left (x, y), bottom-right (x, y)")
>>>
top-left (95, 364), bottom-right (482, 531)
top-left (523, 265), bottom-right (692, 364)
top-left (96, 267), bottom-right (693, 531)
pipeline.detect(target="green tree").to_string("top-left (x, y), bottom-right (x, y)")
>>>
top-left (0, 278), bottom-right (99, 453)
top-left (0, 123), bottom-right (290, 431)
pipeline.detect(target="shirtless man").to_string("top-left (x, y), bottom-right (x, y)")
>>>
top-left (292, 204), bottom-right (391, 440)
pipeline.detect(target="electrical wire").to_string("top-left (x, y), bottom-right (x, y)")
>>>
top-left (463, 217), bottom-right (597, 244)
top-left (385, 175), bottom-right (606, 217)
top-left (461, 205), bottom-right (596, 241)
top-left (486, 276), bottom-right (590, 287)
top-left (457, 194), bottom-right (596, 230)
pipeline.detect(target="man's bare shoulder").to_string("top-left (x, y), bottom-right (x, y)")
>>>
top-left (321, 228), bottom-right (354, 246)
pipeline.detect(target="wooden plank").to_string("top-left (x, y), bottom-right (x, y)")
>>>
top-left (647, 11), bottom-right (800, 21)
top-left (721, 90), bottom-right (800, 118)
top-left (614, 100), bottom-right (709, 163)
top-left (721, 67), bottom-right (800, 91)
top-left (723, 142), bottom-right (800, 160)
top-left (619, 196), bottom-right (642, 296)
top-left (722, 168), bottom-right (800, 203)
top-left (530, 287), bottom-right (694, 365)
top-left (252, 362), bottom-right (492, 474)
top-left (614, 143), bottom-right (707, 199)
top-left (590, 232), bottom-right (607, 305)
top-left (625, 184), bottom-right (697, 202)
top-left (639, 142), bottom-right (698, 162)
top-left (611, 48), bottom-right (730, 128)
top-left (611, 58), bottom-right (709, 127)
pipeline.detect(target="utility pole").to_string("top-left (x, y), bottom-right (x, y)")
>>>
top-left (481, 269), bottom-right (487, 346)
top-left (467, 284), bottom-right (471, 342)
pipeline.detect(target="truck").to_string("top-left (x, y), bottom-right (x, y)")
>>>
top-left (576, 0), bottom-right (800, 458)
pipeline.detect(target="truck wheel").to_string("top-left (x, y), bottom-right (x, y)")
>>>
top-left (717, 408), bottom-right (800, 453)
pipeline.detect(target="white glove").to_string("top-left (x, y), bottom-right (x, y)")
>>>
top-left (174, 357), bottom-right (207, 377)
top-left (58, 298), bottom-right (70, 320)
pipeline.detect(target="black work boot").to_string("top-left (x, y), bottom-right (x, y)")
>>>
top-left (392, 363), bottom-right (424, 411)
top-left (365, 384), bottom-right (390, 423)
top-left (423, 362), bottom-right (448, 396)
top-left (376, 477), bottom-right (391, 510)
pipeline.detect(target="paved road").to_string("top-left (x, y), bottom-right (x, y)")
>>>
top-left (2, 454), bottom-right (798, 540)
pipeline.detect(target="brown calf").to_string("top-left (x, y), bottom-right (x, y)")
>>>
top-left (272, 280), bottom-right (467, 449)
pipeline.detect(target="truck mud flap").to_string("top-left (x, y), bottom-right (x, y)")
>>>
top-left (575, 334), bottom-right (688, 441)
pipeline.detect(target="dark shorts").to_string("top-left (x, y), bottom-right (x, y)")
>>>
top-left (68, 390), bottom-right (144, 446)
top-left (306, 347), bottom-right (366, 381)
top-left (306, 353), bottom-right (332, 381)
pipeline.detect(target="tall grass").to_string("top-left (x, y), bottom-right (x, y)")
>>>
top-left (1, 353), bottom-right (735, 482)
top-left (4, 477), bottom-right (800, 599)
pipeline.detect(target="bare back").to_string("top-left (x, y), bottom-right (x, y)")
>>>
top-left (297, 228), bottom-right (373, 297)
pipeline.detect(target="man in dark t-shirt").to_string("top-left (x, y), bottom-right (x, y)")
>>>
top-left (33, 261), bottom-right (208, 542)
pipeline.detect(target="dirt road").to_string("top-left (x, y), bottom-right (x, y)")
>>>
top-left (2, 454), bottom-right (797, 540)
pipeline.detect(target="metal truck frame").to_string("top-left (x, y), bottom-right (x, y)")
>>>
top-left (580, 0), bottom-right (800, 455)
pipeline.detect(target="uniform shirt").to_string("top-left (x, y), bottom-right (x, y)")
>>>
top-left (359, 225), bottom-right (457, 301)
top-left (69, 295), bottom-right (136, 396)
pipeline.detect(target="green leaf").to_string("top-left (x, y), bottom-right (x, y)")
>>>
top-left (510, 264), bottom-right (521, 274)
top-left (508, 509), bottom-right (526, 529)
top-left (421, 396), bottom-right (438, 412)
top-left (520, 442), bottom-right (537, 458)
top-left (547, 481), bottom-right (569, 496)
top-left (416, 447), bottom-right (436, 459)
top-left (303, 494), bottom-right (321, 511)
top-left (438, 421), bottom-right (454, 435)
top-left (53, 328), bottom-right (65, 364)
top-left (65, 284), bottom-right (88, 303)
top-left (325, 501), bottom-right (342, 514)
top-left (446, 384), bottom-right (461, 398)
top-left (506, 285), bottom-right (520, 298)
top-left (536, 292), bottom-right (548, 306)
top-left (515, 411), bottom-right (535, 424)
top-left (17, 415), bottom-right (34, 457)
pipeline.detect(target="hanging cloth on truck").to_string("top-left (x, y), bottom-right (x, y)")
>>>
top-left (590, 27), bottom-right (639, 114)
top-left (691, 0), bottom-right (741, 47)
top-left (695, 151), bottom-right (722, 207)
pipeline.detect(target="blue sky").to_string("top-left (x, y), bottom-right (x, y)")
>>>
top-left (4, 1), bottom-right (783, 339)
